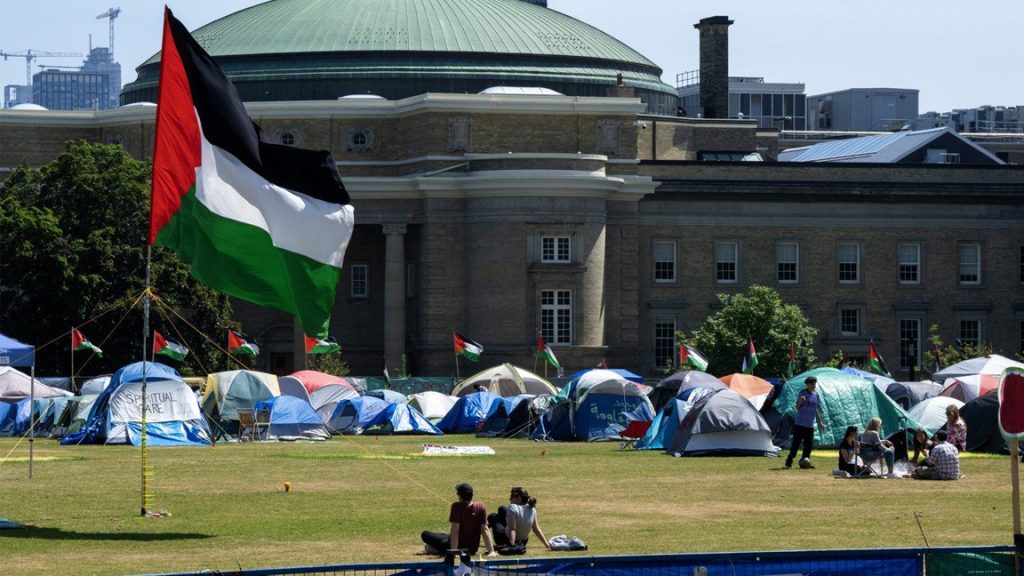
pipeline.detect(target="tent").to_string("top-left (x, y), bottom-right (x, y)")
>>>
top-left (30, 397), bottom-right (71, 437)
top-left (569, 368), bottom-right (644, 384)
top-left (840, 366), bottom-right (896, 392)
top-left (79, 376), bottom-right (111, 396)
top-left (476, 395), bottom-right (533, 437)
top-left (534, 370), bottom-right (654, 442)
top-left (493, 395), bottom-right (556, 438)
top-left (769, 368), bottom-right (921, 447)
top-left (640, 389), bottom-right (778, 456)
top-left (437, 391), bottom-right (502, 433)
top-left (0, 400), bottom-right (30, 436)
top-left (364, 403), bottom-right (442, 435)
top-left (0, 367), bottom-right (72, 401)
top-left (62, 362), bottom-right (211, 446)
top-left (277, 376), bottom-right (313, 404)
top-left (203, 370), bottom-right (280, 421)
top-left (279, 370), bottom-right (357, 396)
top-left (49, 397), bottom-right (81, 439)
top-left (932, 354), bottom-right (1024, 381)
top-left (365, 389), bottom-right (407, 404)
top-left (719, 373), bottom-right (774, 410)
top-left (309, 384), bottom-right (361, 422)
top-left (649, 371), bottom-right (727, 412)
top-left (908, 397), bottom-right (964, 436)
top-left (323, 396), bottom-right (389, 434)
top-left (452, 364), bottom-right (558, 397)
top-left (886, 381), bottom-right (942, 410)
top-left (0, 332), bottom-right (34, 368)
top-left (407, 391), bottom-right (459, 423)
top-left (961, 390), bottom-right (1003, 453)
top-left (940, 374), bottom-right (999, 403)
top-left (253, 396), bottom-right (330, 440)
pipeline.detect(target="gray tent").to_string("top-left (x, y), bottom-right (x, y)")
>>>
top-left (662, 389), bottom-right (779, 457)
top-left (886, 381), bottom-right (942, 410)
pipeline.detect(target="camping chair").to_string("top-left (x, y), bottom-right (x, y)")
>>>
top-left (254, 407), bottom-right (272, 441)
top-left (237, 408), bottom-right (256, 442)
top-left (618, 420), bottom-right (652, 451)
top-left (854, 441), bottom-right (885, 478)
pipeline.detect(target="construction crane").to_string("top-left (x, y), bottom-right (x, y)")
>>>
top-left (0, 49), bottom-right (83, 86)
top-left (96, 8), bottom-right (121, 59)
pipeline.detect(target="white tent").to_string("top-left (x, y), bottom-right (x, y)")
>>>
top-left (407, 391), bottom-right (459, 423)
top-left (909, 396), bottom-right (965, 435)
top-left (0, 366), bottom-right (72, 401)
top-left (933, 354), bottom-right (1024, 380)
top-left (452, 363), bottom-right (557, 397)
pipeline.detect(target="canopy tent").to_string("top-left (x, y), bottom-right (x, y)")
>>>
top-left (253, 396), bottom-right (330, 440)
top-left (79, 376), bottom-right (112, 396)
top-left (961, 390), bottom-right (1003, 453)
top-left (62, 362), bottom-right (211, 446)
top-left (309, 383), bottom-right (361, 422)
top-left (769, 368), bottom-right (921, 448)
top-left (0, 367), bottom-right (72, 401)
top-left (908, 396), bottom-right (964, 436)
top-left (885, 381), bottom-right (942, 410)
top-left (452, 364), bottom-right (557, 397)
top-left (203, 370), bottom-right (280, 422)
top-left (407, 391), bottom-right (459, 423)
top-left (0, 400), bottom-right (30, 436)
top-left (365, 389), bottom-right (407, 404)
top-left (0, 332), bottom-right (34, 368)
top-left (364, 403), bottom-right (442, 435)
top-left (649, 371), bottom-right (727, 412)
top-left (279, 370), bottom-right (357, 396)
top-left (476, 395), bottom-right (533, 437)
top-left (437, 391), bottom-right (502, 433)
top-left (534, 370), bottom-right (654, 442)
top-left (940, 374), bottom-right (999, 403)
top-left (569, 368), bottom-right (644, 384)
top-left (840, 366), bottom-right (896, 392)
top-left (639, 389), bottom-right (778, 456)
top-left (932, 354), bottom-right (1024, 381)
top-left (323, 396), bottom-right (389, 434)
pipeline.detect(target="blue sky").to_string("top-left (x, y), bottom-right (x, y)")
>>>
top-left (1, 0), bottom-right (1019, 113)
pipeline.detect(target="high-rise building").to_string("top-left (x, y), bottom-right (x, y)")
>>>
top-left (81, 47), bottom-right (121, 110)
top-left (30, 47), bottom-right (120, 111)
top-left (3, 85), bottom-right (32, 108)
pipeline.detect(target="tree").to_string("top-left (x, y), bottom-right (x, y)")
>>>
top-left (925, 323), bottom-right (992, 376)
top-left (687, 285), bottom-right (817, 378)
top-left (0, 141), bottom-right (235, 375)
top-left (307, 352), bottom-right (350, 377)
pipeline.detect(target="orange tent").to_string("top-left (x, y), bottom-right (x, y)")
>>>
top-left (720, 373), bottom-right (773, 399)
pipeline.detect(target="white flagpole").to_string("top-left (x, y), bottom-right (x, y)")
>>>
top-left (140, 245), bottom-right (151, 516)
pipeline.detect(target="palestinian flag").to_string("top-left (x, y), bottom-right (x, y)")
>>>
top-left (71, 328), bottom-right (102, 357)
top-left (742, 338), bottom-right (759, 374)
top-left (153, 331), bottom-right (189, 362)
top-left (786, 344), bottom-right (796, 379)
top-left (867, 342), bottom-right (891, 377)
top-left (453, 332), bottom-right (483, 362)
top-left (679, 343), bottom-right (708, 372)
top-left (149, 9), bottom-right (354, 339)
top-left (536, 333), bottom-right (560, 369)
top-left (305, 335), bottom-right (340, 355)
top-left (227, 330), bottom-right (260, 356)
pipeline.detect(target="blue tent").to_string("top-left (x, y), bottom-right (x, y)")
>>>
top-left (323, 396), bottom-right (390, 434)
top-left (436, 391), bottom-right (501, 433)
top-left (476, 395), bottom-right (532, 436)
top-left (254, 396), bottom-right (330, 440)
top-left (62, 362), bottom-right (211, 446)
top-left (0, 400), bottom-right (30, 436)
top-left (365, 403), bottom-right (442, 435)
top-left (0, 333), bottom-right (34, 368)
top-left (569, 368), bottom-right (644, 384)
top-left (535, 371), bottom-right (655, 441)
top-left (365, 389), bottom-right (407, 404)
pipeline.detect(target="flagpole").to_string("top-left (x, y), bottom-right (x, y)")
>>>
top-left (140, 245), bottom-right (151, 517)
top-left (454, 350), bottom-right (461, 382)
top-left (70, 328), bottom-right (75, 394)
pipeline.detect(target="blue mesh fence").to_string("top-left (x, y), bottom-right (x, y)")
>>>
top-left (138, 546), bottom-right (1019, 576)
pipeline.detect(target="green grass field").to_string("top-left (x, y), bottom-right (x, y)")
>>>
top-left (0, 435), bottom-right (1014, 576)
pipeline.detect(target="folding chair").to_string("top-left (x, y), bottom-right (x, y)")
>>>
top-left (855, 442), bottom-right (885, 478)
top-left (618, 420), bottom-right (652, 451)
top-left (254, 407), bottom-right (272, 441)
top-left (237, 408), bottom-right (256, 442)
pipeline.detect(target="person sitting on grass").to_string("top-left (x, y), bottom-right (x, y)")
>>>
top-left (910, 428), bottom-right (932, 465)
top-left (935, 404), bottom-right (967, 453)
top-left (859, 417), bottom-right (898, 478)
top-left (912, 430), bottom-right (961, 481)
top-left (488, 486), bottom-right (550, 553)
top-left (838, 425), bottom-right (868, 477)
top-left (421, 483), bottom-right (498, 558)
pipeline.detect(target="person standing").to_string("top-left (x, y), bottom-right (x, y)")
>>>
top-left (785, 376), bottom-right (825, 469)
top-left (422, 483), bottom-right (498, 558)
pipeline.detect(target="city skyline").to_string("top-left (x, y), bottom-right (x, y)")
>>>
top-left (1, 0), bottom-right (1020, 114)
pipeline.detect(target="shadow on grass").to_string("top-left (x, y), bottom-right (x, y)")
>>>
top-left (0, 526), bottom-right (212, 541)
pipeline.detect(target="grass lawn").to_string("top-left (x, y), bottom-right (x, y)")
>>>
top-left (0, 435), bottom-right (1014, 575)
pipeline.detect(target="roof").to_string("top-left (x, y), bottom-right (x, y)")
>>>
top-left (778, 127), bottom-right (1005, 164)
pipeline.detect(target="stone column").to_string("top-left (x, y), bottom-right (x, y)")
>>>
top-left (383, 223), bottom-right (407, 374)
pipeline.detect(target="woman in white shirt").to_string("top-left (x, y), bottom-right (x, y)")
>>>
top-left (490, 487), bottom-right (550, 551)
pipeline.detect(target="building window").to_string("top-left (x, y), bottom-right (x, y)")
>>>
top-left (280, 132), bottom-right (295, 146)
top-left (541, 289), bottom-right (572, 345)
top-left (840, 307), bottom-right (860, 336)
top-left (959, 243), bottom-right (981, 285)
top-left (541, 236), bottom-right (571, 264)
top-left (654, 241), bottom-right (676, 283)
top-left (838, 243), bottom-right (860, 284)
top-left (899, 319), bottom-right (921, 369)
top-left (898, 243), bottom-right (921, 284)
top-left (715, 241), bottom-right (738, 284)
top-left (654, 319), bottom-right (677, 369)
top-left (776, 242), bottom-right (799, 284)
top-left (350, 264), bottom-right (368, 298)
top-left (958, 319), bottom-right (981, 348)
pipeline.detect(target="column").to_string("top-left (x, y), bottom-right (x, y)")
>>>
top-left (383, 223), bottom-right (407, 375)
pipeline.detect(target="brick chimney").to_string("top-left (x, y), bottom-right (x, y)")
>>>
top-left (694, 16), bottom-right (733, 119)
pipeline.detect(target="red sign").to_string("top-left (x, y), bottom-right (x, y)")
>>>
top-left (999, 368), bottom-right (1024, 440)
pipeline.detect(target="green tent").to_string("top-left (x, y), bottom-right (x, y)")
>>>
top-left (776, 368), bottom-right (921, 447)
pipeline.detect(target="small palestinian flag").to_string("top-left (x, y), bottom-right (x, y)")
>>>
top-left (742, 337), bottom-right (759, 374)
top-left (149, 8), bottom-right (354, 339)
top-left (71, 328), bottom-right (102, 357)
top-left (867, 342), bottom-right (891, 377)
top-left (153, 331), bottom-right (189, 362)
top-left (227, 330), bottom-right (260, 356)
top-left (786, 344), bottom-right (796, 380)
top-left (536, 333), bottom-right (560, 369)
top-left (453, 332), bottom-right (483, 362)
top-left (679, 343), bottom-right (708, 372)
top-left (305, 335), bottom-right (340, 355)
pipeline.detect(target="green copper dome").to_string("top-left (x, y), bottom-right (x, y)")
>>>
top-left (122, 0), bottom-right (677, 111)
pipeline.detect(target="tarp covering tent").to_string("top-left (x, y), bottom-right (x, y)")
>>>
top-left (203, 370), bottom-right (280, 421)
top-left (649, 371), bottom-right (727, 412)
top-left (79, 376), bottom-right (111, 396)
top-left (323, 396), bottom-right (389, 434)
top-left (253, 396), bottom-right (330, 440)
top-left (534, 370), bottom-right (654, 442)
top-left (38, 377), bottom-right (72, 392)
top-left (569, 368), bottom-right (644, 384)
top-left (66, 395), bottom-right (100, 436)
top-left (720, 373), bottom-right (773, 410)
top-left (770, 368), bottom-right (920, 447)
top-left (908, 397), bottom-right (964, 436)
top-left (961, 390), bottom-right (1003, 453)
top-left (840, 366), bottom-right (896, 392)
top-left (62, 362), bottom-right (211, 446)
top-left (407, 391), bottom-right (459, 423)
top-left (886, 381), bottom-right (942, 410)
top-left (0, 400), bottom-right (30, 436)
top-left (31, 397), bottom-right (71, 437)
top-left (940, 374), bottom-right (999, 403)
top-left (437, 391), bottom-right (502, 433)
top-left (309, 384), bottom-right (361, 422)
top-left (452, 364), bottom-right (557, 397)
top-left (364, 403), bottom-right (442, 435)
top-left (365, 389), bottom-right (407, 404)
top-left (477, 395), bottom-right (533, 437)
top-left (279, 370), bottom-right (356, 396)
top-left (0, 367), bottom-right (72, 401)
top-left (647, 389), bottom-right (779, 456)
top-left (932, 354), bottom-right (1024, 381)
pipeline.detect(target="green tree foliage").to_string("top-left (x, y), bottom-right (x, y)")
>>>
top-left (688, 285), bottom-right (817, 378)
top-left (307, 352), bottom-right (350, 377)
top-left (925, 323), bottom-right (992, 375)
top-left (0, 141), bottom-right (234, 376)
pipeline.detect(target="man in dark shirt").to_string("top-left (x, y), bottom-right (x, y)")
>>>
top-left (422, 483), bottom-right (498, 558)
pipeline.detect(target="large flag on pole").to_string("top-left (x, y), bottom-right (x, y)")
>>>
top-left (71, 328), bottom-right (103, 357)
top-left (148, 8), bottom-right (354, 339)
top-left (867, 341), bottom-right (891, 377)
top-left (536, 333), bottom-right (560, 369)
top-left (453, 332), bottom-right (483, 362)
top-left (153, 331), bottom-right (189, 362)
top-left (679, 343), bottom-right (708, 372)
top-left (227, 330), bottom-right (260, 356)
top-left (742, 337), bottom-right (759, 374)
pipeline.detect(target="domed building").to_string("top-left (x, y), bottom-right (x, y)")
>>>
top-left (121, 0), bottom-right (679, 114)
